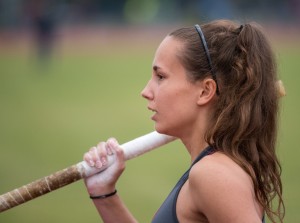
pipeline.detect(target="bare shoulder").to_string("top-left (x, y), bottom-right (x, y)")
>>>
top-left (188, 152), bottom-right (262, 222)
top-left (189, 151), bottom-right (252, 188)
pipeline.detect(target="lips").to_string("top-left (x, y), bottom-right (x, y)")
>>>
top-left (147, 106), bottom-right (157, 120)
top-left (147, 106), bottom-right (156, 112)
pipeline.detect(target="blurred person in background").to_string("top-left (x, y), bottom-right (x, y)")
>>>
top-left (26, 0), bottom-right (56, 65)
top-left (83, 19), bottom-right (284, 223)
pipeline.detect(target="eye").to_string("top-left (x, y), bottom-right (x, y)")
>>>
top-left (156, 73), bottom-right (165, 81)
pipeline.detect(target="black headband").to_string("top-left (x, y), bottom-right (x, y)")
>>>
top-left (194, 24), bottom-right (220, 95)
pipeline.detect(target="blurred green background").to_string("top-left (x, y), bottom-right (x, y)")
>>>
top-left (0, 0), bottom-right (300, 222)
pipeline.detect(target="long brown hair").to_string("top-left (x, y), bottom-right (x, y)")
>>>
top-left (169, 20), bottom-right (284, 222)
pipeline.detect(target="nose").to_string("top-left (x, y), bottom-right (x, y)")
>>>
top-left (141, 81), bottom-right (153, 100)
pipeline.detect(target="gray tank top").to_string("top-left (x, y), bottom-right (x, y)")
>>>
top-left (152, 146), bottom-right (215, 223)
top-left (151, 146), bottom-right (265, 223)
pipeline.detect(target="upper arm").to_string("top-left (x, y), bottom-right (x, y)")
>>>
top-left (188, 155), bottom-right (262, 223)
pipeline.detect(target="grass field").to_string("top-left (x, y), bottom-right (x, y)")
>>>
top-left (0, 26), bottom-right (299, 222)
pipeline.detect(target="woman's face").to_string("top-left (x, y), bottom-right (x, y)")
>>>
top-left (141, 36), bottom-right (202, 137)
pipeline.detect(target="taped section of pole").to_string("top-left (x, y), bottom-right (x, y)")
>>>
top-left (0, 131), bottom-right (176, 213)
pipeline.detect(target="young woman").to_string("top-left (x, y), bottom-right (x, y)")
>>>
top-left (83, 20), bottom-right (284, 223)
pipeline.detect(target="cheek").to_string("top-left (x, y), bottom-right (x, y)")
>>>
top-left (155, 90), bottom-right (198, 134)
top-left (157, 83), bottom-right (197, 115)
top-left (156, 107), bottom-right (197, 136)
top-left (154, 77), bottom-right (199, 119)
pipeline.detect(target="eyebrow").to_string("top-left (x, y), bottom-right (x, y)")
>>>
top-left (153, 65), bottom-right (167, 74)
top-left (153, 65), bottom-right (160, 72)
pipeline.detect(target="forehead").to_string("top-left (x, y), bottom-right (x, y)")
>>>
top-left (157, 35), bottom-right (182, 50)
top-left (153, 36), bottom-right (183, 66)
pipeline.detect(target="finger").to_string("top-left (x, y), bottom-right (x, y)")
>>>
top-left (84, 147), bottom-right (97, 167)
top-left (96, 142), bottom-right (108, 168)
top-left (115, 147), bottom-right (126, 172)
top-left (83, 152), bottom-right (93, 166)
top-left (115, 145), bottom-right (124, 159)
top-left (107, 139), bottom-right (125, 165)
top-left (105, 138), bottom-right (115, 155)
top-left (106, 138), bottom-right (119, 152)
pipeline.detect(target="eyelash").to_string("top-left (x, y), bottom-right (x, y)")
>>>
top-left (156, 73), bottom-right (165, 80)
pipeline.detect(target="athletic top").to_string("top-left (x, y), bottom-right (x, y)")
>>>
top-left (151, 146), bottom-right (265, 223)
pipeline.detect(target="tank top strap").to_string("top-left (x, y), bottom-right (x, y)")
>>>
top-left (191, 146), bottom-right (215, 167)
top-left (151, 145), bottom-right (216, 223)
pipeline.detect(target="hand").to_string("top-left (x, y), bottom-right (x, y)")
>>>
top-left (83, 138), bottom-right (126, 196)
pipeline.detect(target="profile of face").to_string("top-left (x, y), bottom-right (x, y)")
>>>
top-left (141, 36), bottom-right (211, 138)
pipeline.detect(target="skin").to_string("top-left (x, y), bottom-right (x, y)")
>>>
top-left (83, 36), bottom-right (264, 222)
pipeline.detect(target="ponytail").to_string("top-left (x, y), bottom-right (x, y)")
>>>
top-left (209, 21), bottom-right (285, 222)
top-left (232, 22), bottom-right (285, 222)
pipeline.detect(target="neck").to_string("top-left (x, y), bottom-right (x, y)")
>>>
top-left (171, 105), bottom-right (214, 163)
top-left (179, 118), bottom-right (210, 163)
top-left (182, 107), bottom-right (213, 162)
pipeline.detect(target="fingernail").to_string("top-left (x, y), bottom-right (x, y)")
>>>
top-left (107, 140), bottom-right (115, 155)
top-left (89, 160), bottom-right (95, 167)
top-left (107, 147), bottom-right (113, 155)
top-left (96, 160), bottom-right (102, 168)
top-left (101, 157), bottom-right (107, 166)
top-left (111, 139), bottom-right (118, 147)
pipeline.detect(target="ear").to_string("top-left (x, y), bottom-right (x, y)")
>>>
top-left (196, 78), bottom-right (217, 105)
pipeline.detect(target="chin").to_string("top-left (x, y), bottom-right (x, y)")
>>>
top-left (155, 124), bottom-right (176, 137)
top-left (154, 124), bottom-right (166, 134)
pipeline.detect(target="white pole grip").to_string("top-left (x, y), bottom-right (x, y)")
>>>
top-left (77, 131), bottom-right (176, 177)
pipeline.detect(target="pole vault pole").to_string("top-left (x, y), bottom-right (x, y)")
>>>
top-left (0, 80), bottom-right (285, 213)
top-left (0, 131), bottom-right (176, 213)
